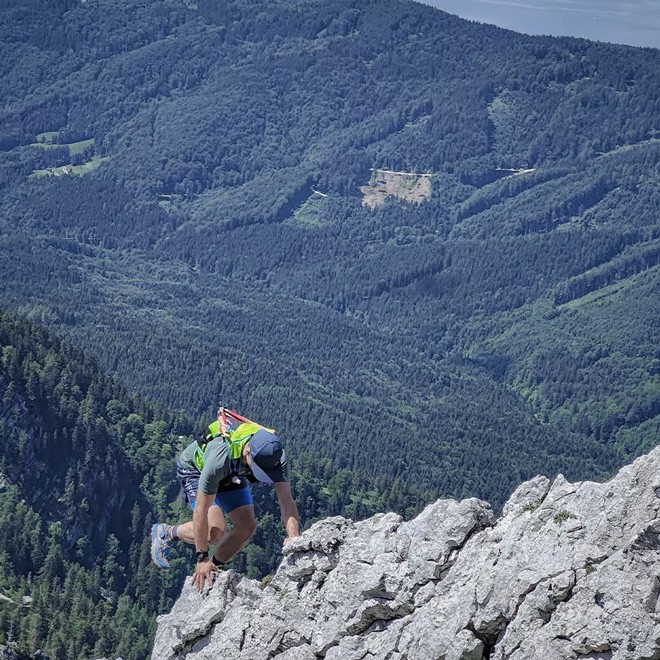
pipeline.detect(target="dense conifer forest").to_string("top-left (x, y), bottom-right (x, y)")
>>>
top-left (0, 0), bottom-right (658, 656)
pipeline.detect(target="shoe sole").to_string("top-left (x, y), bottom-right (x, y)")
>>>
top-left (151, 524), bottom-right (170, 569)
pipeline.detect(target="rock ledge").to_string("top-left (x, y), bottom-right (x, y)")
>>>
top-left (153, 448), bottom-right (660, 660)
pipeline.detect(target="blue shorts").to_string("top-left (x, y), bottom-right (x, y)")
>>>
top-left (176, 460), bottom-right (254, 514)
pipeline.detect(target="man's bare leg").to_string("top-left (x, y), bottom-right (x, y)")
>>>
top-left (174, 504), bottom-right (227, 545)
top-left (213, 504), bottom-right (257, 563)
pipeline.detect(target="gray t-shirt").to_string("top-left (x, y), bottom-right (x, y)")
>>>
top-left (179, 438), bottom-right (253, 495)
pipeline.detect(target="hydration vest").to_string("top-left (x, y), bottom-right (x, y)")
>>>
top-left (194, 408), bottom-right (274, 480)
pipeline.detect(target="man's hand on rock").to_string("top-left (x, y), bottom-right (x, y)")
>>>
top-left (192, 558), bottom-right (220, 592)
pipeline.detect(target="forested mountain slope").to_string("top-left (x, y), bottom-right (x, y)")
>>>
top-left (0, 312), bottom-right (192, 657)
top-left (0, 0), bottom-right (658, 547)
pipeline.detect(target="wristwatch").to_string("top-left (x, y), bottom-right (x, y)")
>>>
top-left (195, 550), bottom-right (209, 563)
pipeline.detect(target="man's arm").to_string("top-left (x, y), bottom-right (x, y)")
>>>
top-left (193, 490), bottom-right (216, 551)
top-left (274, 481), bottom-right (300, 539)
top-left (192, 490), bottom-right (218, 591)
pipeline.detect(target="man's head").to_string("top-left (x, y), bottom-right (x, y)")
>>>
top-left (244, 430), bottom-right (286, 483)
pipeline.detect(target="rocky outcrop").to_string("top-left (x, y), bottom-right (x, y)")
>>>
top-left (153, 448), bottom-right (660, 660)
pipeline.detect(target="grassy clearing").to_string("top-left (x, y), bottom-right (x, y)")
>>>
top-left (32, 166), bottom-right (70, 177)
top-left (559, 271), bottom-right (645, 311)
top-left (157, 193), bottom-right (182, 210)
top-left (361, 169), bottom-right (432, 209)
top-left (30, 142), bottom-right (63, 150)
top-left (69, 139), bottom-right (95, 155)
top-left (596, 137), bottom-right (660, 159)
top-left (31, 156), bottom-right (108, 178)
top-left (287, 194), bottom-right (325, 228)
top-left (73, 156), bottom-right (107, 174)
top-left (35, 131), bottom-right (60, 144)
top-left (30, 137), bottom-right (95, 155)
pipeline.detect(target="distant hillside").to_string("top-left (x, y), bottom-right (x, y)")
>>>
top-left (0, 0), bottom-right (657, 545)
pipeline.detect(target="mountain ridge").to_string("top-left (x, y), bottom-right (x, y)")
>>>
top-left (154, 445), bottom-right (660, 659)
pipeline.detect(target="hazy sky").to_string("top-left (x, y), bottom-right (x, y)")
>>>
top-left (417, 0), bottom-right (660, 48)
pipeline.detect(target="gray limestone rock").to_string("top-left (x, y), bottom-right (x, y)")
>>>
top-left (153, 447), bottom-right (660, 660)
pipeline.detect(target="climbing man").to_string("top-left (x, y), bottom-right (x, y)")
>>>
top-left (151, 408), bottom-right (300, 591)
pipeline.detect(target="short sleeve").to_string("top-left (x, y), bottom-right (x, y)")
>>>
top-left (198, 440), bottom-right (229, 494)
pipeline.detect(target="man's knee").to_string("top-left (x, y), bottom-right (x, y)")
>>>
top-left (236, 519), bottom-right (257, 543)
top-left (208, 527), bottom-right (225, 545)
